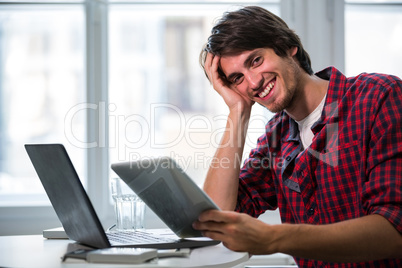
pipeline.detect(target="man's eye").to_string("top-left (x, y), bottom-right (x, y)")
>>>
top-left (232, 75), bottom-right (244, 85)
top-left (252, 56), bottom-right (262, 66)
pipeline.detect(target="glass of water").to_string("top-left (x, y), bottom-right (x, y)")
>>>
top-left (110, 177), bottom-right (145, 231)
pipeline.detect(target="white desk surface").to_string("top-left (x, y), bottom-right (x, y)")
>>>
top-left (0, 234), bottom-right (249, 268)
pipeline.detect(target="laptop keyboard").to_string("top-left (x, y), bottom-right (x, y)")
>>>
top-left (107, 230), bottom-right (177, 244)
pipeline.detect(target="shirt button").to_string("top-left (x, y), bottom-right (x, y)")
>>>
top-left (286, 156), bottom-right (291, 161)
top-left (307, 208), bottom-right (315, 216)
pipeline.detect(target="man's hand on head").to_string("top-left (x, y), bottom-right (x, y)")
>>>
top-left (204, 53), bottom-right (254, 113)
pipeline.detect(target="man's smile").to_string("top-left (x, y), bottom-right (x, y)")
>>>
top-left (254, 77), bottom-right (276, 100)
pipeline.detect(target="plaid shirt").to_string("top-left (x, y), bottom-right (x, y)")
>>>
top-left (236, 67), bottom-right (402, 267)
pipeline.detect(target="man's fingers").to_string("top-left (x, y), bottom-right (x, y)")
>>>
top-left (204, 53), bottom-right (215, 74)
top-left (202, 230), bottom-right (227, 242)
top-left (211, 55), bottom-right (221, 80)
top-left (193, 219), bottom-right (225, 233)
top-left (198, 209), bottom-right (240, 223)
top-left (205, 53), bottom-right (223, 84)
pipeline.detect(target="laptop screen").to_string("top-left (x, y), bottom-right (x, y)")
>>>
top-left (25, 144), bottom-right (110, 249)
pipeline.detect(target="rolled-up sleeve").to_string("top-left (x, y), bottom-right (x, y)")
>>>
top-left (235, 133), bottom-right (278, 218)
top-left (363, 80), bottom-right (402, 234)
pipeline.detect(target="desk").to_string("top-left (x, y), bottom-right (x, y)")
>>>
top-left (0, 234), bottom-right (249, 268)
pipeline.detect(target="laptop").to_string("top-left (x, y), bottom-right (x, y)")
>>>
top-left (25, 143), bottom-right (220, 249)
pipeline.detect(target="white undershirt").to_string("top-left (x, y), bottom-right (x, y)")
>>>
top-left (295, 95), bottom-right (326, 149)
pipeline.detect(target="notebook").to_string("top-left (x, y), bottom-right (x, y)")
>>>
top-left (25, 144), bottom-right (220, 249)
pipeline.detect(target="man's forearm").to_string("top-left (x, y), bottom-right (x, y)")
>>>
top-left (203, 108), bottom-right (251, 210)
top-left (273, 214), bottom-right (402, 262)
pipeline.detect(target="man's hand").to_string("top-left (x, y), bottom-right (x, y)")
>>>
top-left (204, 53), bottom-right (254, 113)
top-left (192, 210), bottom-right (275, 254)
top-left (193, 210), bottom-right (402, 263)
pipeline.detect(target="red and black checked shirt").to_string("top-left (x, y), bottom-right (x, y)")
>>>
top-left (236, 67), bottom-right (402, 267)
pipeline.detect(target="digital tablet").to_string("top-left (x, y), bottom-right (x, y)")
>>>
top-left (111, 157), bottom-right (220, 238)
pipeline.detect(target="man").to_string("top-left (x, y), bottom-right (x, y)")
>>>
top-left (192, 6), bottom-right (402, 267)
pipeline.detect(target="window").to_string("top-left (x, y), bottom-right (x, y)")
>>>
top-left (108, 3), bottom-right (278, 186)
top-left (0, 0), bottom-right (279, 235)
top-left (345, 1), bottom-right (402, 78)
top-left (0, 4), bottom-right (86, 206)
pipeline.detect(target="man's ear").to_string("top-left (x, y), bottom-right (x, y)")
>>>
top-left (289, 46), bottom-right (298, 57)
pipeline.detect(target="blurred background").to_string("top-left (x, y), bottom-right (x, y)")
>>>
top-left (0, 0), bottom-right (401, 246)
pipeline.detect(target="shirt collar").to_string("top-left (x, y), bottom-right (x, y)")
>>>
top-left (280, 66), bottom-right (346, 142)
top-left (280, 112), bottom-right (300, 143)
top-left (311, 66), bottom-right (346, 134)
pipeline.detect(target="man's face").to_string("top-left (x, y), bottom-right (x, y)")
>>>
top-left (219, 47), bottom-right (302, 113)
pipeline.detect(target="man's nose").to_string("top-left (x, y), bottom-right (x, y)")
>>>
top-left (245, 71), bottom-right (262, 91)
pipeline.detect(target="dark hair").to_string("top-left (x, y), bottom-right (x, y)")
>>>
top-left (200, 6), bottom-right (313, 78)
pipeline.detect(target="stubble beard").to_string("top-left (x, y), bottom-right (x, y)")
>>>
top-left (265, 60), bottom-right (301, 114)
top-left (267, 82), bottom-right (298, 113)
